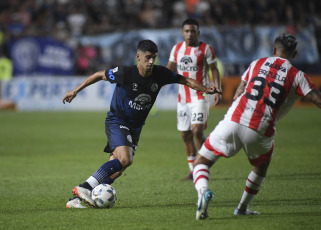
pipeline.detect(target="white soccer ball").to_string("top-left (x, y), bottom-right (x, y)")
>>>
top-left (91, 184), bottom-right (117, 208)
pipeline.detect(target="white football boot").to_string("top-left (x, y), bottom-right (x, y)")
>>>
top-left (72, 186), bottom-right (96, 207)
top-left (196, 190), bottom-right (214, 220)
top-left (234, 208), bottom-right (260, 215)
top-left (66, 197), bottom-right (86, 208)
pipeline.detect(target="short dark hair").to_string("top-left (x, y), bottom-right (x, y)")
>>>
top-left (137, 40), bottom-right (158, 53)
top-left (182, 18), bottom-right (199, 29)
top-left (274, 33), bottom-right (298, 56)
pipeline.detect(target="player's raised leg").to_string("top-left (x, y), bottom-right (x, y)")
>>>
top-left (234, 159), bottom-right (270, 215)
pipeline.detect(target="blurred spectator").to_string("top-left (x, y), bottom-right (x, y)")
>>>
top-left (194, 0), bottom-right (211, 25)
top-left (0, 44), bottom-right (14, 109)
top-left (171, 0), bottom-right (188, 27)
top-left (185, 0), bottom-right (199, 17)
top-left (139, 1), bottom-right (158, 28)
top-left (0, 45), bottom-right (12, 80)
top-left (0, 0), bottom-right (320, 75)
top-left (0, 0), bottom-right (319, 44)
top-left (67, 5), bottom-right (87, 37)
top-left (75, 40), bottom-right (100, 75)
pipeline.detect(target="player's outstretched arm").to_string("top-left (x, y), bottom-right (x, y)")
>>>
top-left (304, 89), bottom-right (321, 108)
top-left (62, 70), bottom-right (105, 104)
top-left (179, 77), bottom-right (221, 95)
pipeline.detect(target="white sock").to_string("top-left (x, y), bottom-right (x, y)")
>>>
top-left (237, 171), bottom-right (265, 210)
top-left (86, 176), bottom-right (99, 189)
top-left (193, 164), bottom-right (210, 198)
top-left (187, 155), bottom-right (196, 172)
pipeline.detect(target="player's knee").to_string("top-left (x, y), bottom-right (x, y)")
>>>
top-left (118, 157), bottom-right (133, 168)
top-left (192, 126), bottom-right (205, 141)
top-left (193, 154), bottom-right (209, 167)
top-left (253, 159), bottom-right (271, 177)
top-left (181, 131), bottom-right (193, 142)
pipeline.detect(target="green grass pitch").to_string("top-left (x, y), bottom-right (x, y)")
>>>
top-left (0, 107), bottom-right (320, 230)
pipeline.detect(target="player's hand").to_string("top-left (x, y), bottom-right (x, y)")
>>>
top-left (63, 90), bottom-right (77, 104)
top-left (204, 85), bottom-right (222, 95)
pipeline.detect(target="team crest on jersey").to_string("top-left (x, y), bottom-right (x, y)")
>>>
top-left (132, 83), bottom-right (138, 91)
top-left (194, 50), bottom-right (202, 57)
top-left (151, 83), bottom-right (158, 92)
top-left (112, 67), bottom-right (118, 73)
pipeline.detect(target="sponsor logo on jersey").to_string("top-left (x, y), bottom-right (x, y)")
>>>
top-left (108, 68), bottom-right (115, 80)
top-left (128, 94), bottom-right (152, 110)
top-left (244, 106), bottom-right (270, 121)
top-left (177, 56), bottom-right (198, 72)
top-left (181, 56), bottom-right (193, 65)
top-left (264, 62), bottom-right (286, 72)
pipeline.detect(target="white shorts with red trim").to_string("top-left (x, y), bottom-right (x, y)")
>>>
top-left (177, 100), bottom-right (210, 131)
top-left (199, 119), bottom-right (274, 166)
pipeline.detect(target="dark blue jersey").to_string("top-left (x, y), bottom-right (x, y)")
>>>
top-left (104, 65), bottom-right (183, 130)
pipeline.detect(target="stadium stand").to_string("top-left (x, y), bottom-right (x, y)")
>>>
top-left (0, 0), bottom-right (320, 75)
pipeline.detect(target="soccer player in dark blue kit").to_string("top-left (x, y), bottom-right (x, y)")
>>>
top-left (63, 40), bottom-right (221, 208)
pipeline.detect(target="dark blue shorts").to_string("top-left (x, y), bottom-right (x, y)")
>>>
top-left (104, 122), bottom-right (140, 155)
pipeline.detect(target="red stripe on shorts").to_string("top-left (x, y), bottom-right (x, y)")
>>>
top-left (204, 138), bottom-right (228, 158)
top-left (249, 144), bottom-right (274, 166)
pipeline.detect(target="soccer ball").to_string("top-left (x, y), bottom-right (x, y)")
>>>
top-left (91, 184), bottom-right (117, 208)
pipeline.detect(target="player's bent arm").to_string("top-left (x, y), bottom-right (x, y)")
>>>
top-left (62, 70), bottom-right (105, 104)
top-left (166, 61), bottom-right (177, 71)
top-left (304, 89), bottom-right (321, 108)
top-left (179, 77), bottom-right (220, 95)
top-left (209, 63), bottom-right (222, 105)
top-left (233, 80), bottom-right (247, 100)
top-left (209, 63), bottom-right (221, 91)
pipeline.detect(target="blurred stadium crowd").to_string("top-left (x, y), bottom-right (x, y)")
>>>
top-left (1, 0), bottom-right (321, 75)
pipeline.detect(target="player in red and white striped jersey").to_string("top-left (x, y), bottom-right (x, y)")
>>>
top-left (193, 33), bottom-right (321, 220)
top-left (167, 18), bottom-right (222, 180)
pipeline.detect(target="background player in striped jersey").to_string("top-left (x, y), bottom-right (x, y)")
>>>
top-left (167, 18), bottom-right (222, 180)
top-left (193, 33), bottom-right (321, 220)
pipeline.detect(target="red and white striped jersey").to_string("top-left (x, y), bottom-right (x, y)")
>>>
top-left (225, 56), bottom-right (316, 137)
top-left (169, 41), bottom-right (216, 103)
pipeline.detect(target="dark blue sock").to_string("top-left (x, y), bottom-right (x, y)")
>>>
top-left (79, 182), bottom-right (93, 190)
top-left (102, 177), bottom-right (115, 185)
top-left (92, 159), bottom-right (122, 183)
